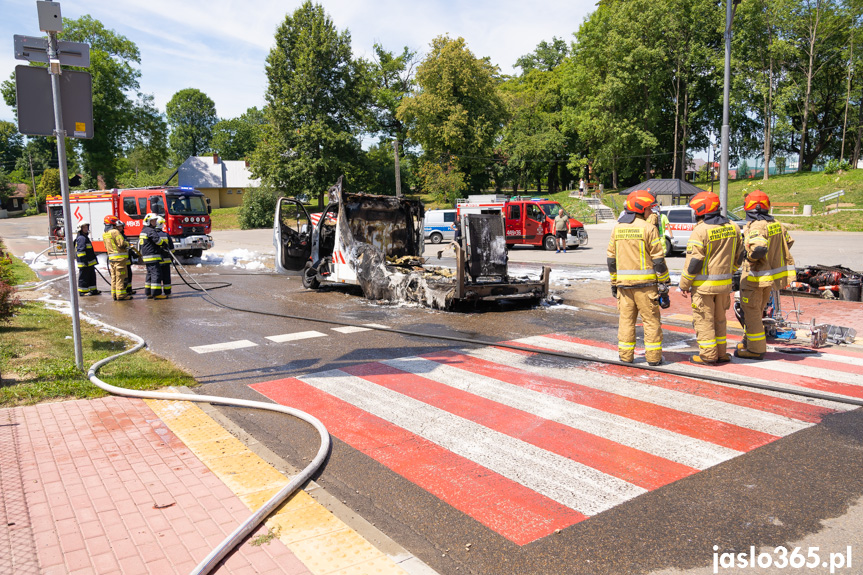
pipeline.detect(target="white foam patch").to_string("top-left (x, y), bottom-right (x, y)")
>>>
top-left (202, 248), bottom-right (269, 270)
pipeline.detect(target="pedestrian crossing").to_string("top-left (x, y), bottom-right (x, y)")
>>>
top-left (189, 324), bottom-right (389, 353)
top-left (249, 332), bottom-right (863, 546)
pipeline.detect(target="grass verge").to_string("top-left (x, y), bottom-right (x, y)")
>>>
top-left (7, 251), bottom-right (38, 284)
top-left (210, 206), bottom-right (241, 230)
top-left (0, 301), bottom-right (198, 407)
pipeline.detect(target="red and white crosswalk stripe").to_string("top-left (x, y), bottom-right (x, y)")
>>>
top-left (250, 333), bottom-right (863, 546)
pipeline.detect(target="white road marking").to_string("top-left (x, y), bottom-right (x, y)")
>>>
top-left (190, 340), bottom-right (258, 354)
top-left (300, 370), bottom-right (647, 515)
top-left (381, 355), bottom-right (741, 470)
top-left (504, 339), bottom-right (812, 436)
top-left (331, 323), bottom-right (389, 334)
top-left (515, 336), bottom-right (859, 410)
top-left (266, 331), bottom-right (327, 343)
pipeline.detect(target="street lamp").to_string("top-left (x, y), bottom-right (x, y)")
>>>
top-left (719, 0), bottom-right (741, 216)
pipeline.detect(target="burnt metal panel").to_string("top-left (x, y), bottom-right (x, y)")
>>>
top-left (466, 214), bottom-right (507, 280)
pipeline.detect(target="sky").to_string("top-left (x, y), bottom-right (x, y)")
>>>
top-left (1, 0), bottom-right (596, 125)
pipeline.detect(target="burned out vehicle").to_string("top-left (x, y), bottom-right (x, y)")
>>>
top-left (273, 178), bottom-right (550, 309)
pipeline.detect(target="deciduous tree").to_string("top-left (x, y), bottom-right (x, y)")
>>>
top-left (166, 88), bottom-right (218, 163)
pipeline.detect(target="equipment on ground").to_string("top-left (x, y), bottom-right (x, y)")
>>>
top-left (46, 187), bottom-right (214, 258)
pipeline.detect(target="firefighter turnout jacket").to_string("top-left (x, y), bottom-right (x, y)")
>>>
top-left (679, 220), bottom-right (743, 293)
top-left (741, 220), bottom-right (796, 288)
top-left (607, 217), bottom-right (670, 286)
top-left (138, 225), bottom-right (168, 263)
top-left (74, 233), bottom-right (97, 269)
top-left (103, 228), bottom-right (130, 263)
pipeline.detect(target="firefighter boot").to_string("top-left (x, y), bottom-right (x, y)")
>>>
top-left (154, 294), bottom-right (168, 300)
top-left (690, 355), bottom-right (716, 365)
top-left (734, 348), bottom-right (764, 360)
top-left (717, 354), bottom-right (732, 363)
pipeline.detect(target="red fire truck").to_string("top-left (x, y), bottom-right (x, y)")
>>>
top-left (456, 196), bottom-right (588, 250)
top-left (46, 186), bottom-right (214, 257)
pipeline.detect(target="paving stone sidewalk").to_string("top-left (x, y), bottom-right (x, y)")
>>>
top-left (0, 397), bottom-right (310, 575)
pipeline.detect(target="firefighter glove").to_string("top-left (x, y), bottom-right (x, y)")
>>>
top-left (611, 285), bottom-right (618, 298)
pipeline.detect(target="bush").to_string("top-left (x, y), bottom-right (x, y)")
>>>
top-left (0, 249), bottom-right (21, 322)
top-left (237, 185), bottom-right (279, 229)
top-left (823, 159), bottom-right (851, 174)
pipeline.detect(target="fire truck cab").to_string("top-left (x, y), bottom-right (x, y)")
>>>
top-left (47, 186), bottom-right (214, 257)
top-left (456, 196), bottom-right (589, 251)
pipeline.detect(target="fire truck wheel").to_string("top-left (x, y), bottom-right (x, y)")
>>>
top-left (430, 232), bottom-right (443, 244)
top-left (543, 234), bottom-right (557, 251)
top-left (302, 261), bottom-right (320, 289)
top-left (191, 249), bottom-right (203, 258)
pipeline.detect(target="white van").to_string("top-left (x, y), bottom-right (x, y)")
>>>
top-left (424, 209), bottom-right (456, 244)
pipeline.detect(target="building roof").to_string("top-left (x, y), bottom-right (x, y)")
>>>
top-left (178, 155), bottom-right (261, 189)
top-left (618, 178), bottom-right (704, 197)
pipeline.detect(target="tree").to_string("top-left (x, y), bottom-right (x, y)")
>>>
top-left (0, 121), bottom-right (24, 173)
top-left (737, 159), bottom-right (751, 179)
top-left (166, 88), bottom-right (218, 163)
top-left (417, 159), bottom-right (466, 206)
top-left (397, 35), bottom-right (508, 193)
top-left (36, 168), bottom-right (60, 205)
top-left (251, 1), bottom-right (368, 207)
top-left (60, 16), bottom-right (156, 188)
top-left (210, 107), bottom-right (266, 160)
top-left (367, 44), bottom-right (418, 145)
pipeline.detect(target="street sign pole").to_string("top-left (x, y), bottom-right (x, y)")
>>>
top-left (719, 0), bottom-right (733, 217)
top-left (47, 30), bottom-right (83, 370)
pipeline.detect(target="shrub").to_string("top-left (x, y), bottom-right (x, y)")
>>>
top-left (823, 159), bottom-right (851, 174)
top-left (0, 249), bottom-right (21, 322)
top-left (237, 185), bottom-right (279, 229)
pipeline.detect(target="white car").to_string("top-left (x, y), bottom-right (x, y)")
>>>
top-left (661, 205), bottom-right (744, 255)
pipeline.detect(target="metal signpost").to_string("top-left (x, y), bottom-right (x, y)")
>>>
top-left (13, 1), bottom-right (93, 370)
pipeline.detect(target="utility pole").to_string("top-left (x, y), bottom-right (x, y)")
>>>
top-left (393, 140), bottom-right (402, 197)
top-left (28, 151), bottom-right (37, 196)
top-left (719, 0), bottom-right (738, 216)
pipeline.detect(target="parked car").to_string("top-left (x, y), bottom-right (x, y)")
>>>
top-left (661, 205), bottom-right (744, 255)
top-left (424, 209), bottom-right (456, 244)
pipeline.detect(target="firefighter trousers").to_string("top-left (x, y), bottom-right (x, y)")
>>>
top-left (77, 266), bottom-right (97, 294)
top-left (123, 263), bottom-right (133, 295)
top-left (144, 263), bottom-right (163, 297)
top-left (617, 286), bottom-right (663, 363)
top-left (691, 291), bottom-right (730, 362)
top-left (108, 261), bottom-right (127, 299)
top-left (160, 263), bottom-right (172, 296)
top-left (740, 283), bottom-right (772, 353)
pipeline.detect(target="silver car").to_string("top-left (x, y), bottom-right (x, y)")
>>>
top-left (661, 206), bottom-right (744, 255)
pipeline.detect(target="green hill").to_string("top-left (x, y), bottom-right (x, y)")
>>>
top-left (709, 169), bottom-right (863, 231)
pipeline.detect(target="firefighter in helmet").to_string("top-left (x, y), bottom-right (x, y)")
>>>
top-left (74, 221), bottom-right (99, 296)
top-left (139, 213), bottom-right (169, 299)
top-left (155, 216), bottom-right (174, 297)
top-left (103, 215), bottom-right (131, 300)
top-left (678, 192), bottom-right (743, 364)
top-left (607, 190), bottom-right (670, 366)
top-left (736, 190), bottom-right (795, 360)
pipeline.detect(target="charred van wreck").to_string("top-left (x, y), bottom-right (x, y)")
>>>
top-left (273, 178), bottom-right (550, 310)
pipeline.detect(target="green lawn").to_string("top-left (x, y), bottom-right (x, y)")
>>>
top-left (6, 250), bottom-right (38, 284)
top-left (209, 206), bottom-right (241, 230)
top-left (705, 169), bottom-right (863, 231)
top-left (0, 301), bottom-right (198, 407)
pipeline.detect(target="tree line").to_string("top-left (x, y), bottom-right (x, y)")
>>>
top-left (1, 0), bottom-right (861, 212)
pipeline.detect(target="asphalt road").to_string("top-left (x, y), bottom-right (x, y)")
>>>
top-left (4, 215), bottom-right (863, 575)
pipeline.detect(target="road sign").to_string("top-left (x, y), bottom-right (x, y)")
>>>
top-left (13, 35), bottom-right (90, 67)
top-left (15, 65), bottom-right (93, 138)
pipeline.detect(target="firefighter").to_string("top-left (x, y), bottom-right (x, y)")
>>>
top-left (74, 221), bottom-right (99, 296)
top-left (103, 215), bottom-right (131, 300)
top-left (119, 221), bottom-right (139, 296)
top-left (139, 213), bottom-right (169, 299)
top-left (155, 216), bottom-right (174, 297)
top-left (607, 190), bottom-right (670, 366)
top-left (736, 190), bottom-right (796, 360)
top-left (678, 192), bottom-right (743, 364)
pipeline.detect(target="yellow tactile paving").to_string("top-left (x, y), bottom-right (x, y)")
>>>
top-left (145, 395), bottom-right (410, 575)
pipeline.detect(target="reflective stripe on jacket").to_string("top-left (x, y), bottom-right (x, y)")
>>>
top-left (679, 221), bottom-right (742, 293)
top-left (103, 228), bottom-right (130, 262)
top-left (607, 217), bottom-right (669, 286)
top-left (139, 226), bottom-right (168, 263)
top-left (741, 220), bottom-right (796, 288)
top-left (74, 234), bottom-right (98, 268)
